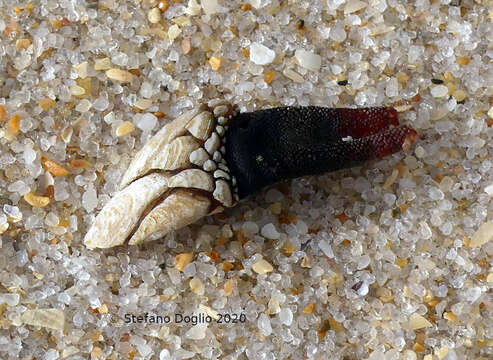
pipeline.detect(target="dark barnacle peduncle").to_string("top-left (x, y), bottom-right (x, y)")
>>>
top-left (224, 106), bottom-right (417, 198)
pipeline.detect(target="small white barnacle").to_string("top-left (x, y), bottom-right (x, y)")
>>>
top-left (84, 102), bottom-right (417, 249)
top-left (203, 159), bottom-right (217, 172)
top-left (189, 148), bottom-right (209, 166)
top-left (212, 151), bottom-right (222, 162)
top-left (213, 179), bottom-right (233, 207)
top-left (204, 132), bottom-right (220, 154)
top-left (218, 163), bottom-right (229, 172)
top-left (213, 169), bottom-right (230, 180)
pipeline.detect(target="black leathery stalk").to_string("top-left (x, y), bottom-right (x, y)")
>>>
top-left (224, 106), bottom-right (417, 199)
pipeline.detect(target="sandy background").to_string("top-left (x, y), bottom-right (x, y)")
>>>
top-left (0, 0), bottom-right (492, 359)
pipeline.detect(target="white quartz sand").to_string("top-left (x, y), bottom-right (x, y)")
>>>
top-left (0, 0), bottom-right (492, 359)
